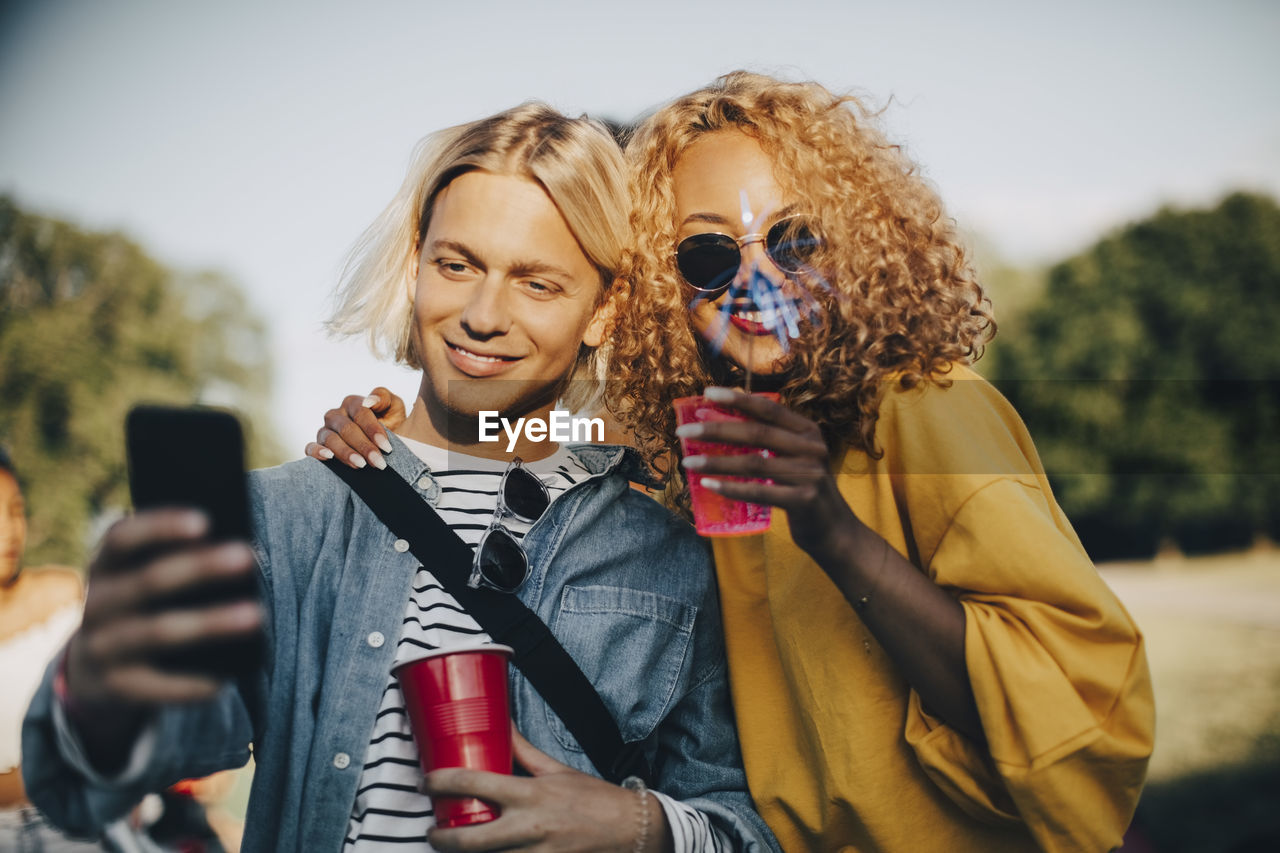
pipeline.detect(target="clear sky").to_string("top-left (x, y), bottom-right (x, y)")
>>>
top-left (2, 0), bottom-right (1277, 453)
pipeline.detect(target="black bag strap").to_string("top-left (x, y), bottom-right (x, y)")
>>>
top-left (323, 459), bottom-right (651, 785)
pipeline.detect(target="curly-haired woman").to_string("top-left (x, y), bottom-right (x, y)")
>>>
top-left (314, 72), bottom-right (1155, 852)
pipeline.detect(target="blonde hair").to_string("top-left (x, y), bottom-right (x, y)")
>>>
top-left (328, 103), bottom-right (630, 403)
top-left (612, 71), bottom-right (995, 484)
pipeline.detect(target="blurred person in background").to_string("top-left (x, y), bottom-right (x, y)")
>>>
top-left (1, 444), bottom-right (100, 850)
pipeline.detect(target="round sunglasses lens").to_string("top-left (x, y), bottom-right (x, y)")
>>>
top-left (477, 528), bottom-right (528, 591)
top-left (503, 467), bottom-right (549, 522)
top-left (677, 234), bottom-right (740, 292)
top-left (767, 218), bottom-right (819, 272)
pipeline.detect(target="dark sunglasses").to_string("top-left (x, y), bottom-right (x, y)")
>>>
top-left (675, 215), bottom-right (820, 296)
top-left (468, 457), bottom-right (550, 593)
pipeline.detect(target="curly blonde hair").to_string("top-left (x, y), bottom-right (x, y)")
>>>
top-left (608, 71), bottom-right (995, 484)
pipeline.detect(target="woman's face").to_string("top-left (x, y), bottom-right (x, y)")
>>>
top-left (671, 129), bottom-right (802, 377)
top-left (0, 470), bottom-right (25, 584)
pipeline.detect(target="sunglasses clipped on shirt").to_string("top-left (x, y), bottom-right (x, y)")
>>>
top-left (469, 456), bottom-right (550, 593)
top-left (675, 214), bottom-right (821, 296)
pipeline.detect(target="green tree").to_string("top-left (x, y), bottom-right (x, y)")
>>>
top-left (987, 192), bottom-right (1280, 560)
top-left (0, 196), bottom-right (282, 566)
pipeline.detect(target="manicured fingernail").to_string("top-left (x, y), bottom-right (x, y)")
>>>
top-left (675, 424), bottom-right (704, 439)
top-left (704, 387), bottom-right (736, 403)
top-left (369, 451), bottom-right (387, 470)
top-left (682, 455), bottom-right (707, 470)
top-left (316, 447), bottom-right (334, 460)
top-left (349, 453), bottom-right (367, 469)
top-left (701, 478), bottom-right (723, 491)
top-left (362, 395), bottom-right (379, 408)
top-left (375, 434), bottom-right (393, 454)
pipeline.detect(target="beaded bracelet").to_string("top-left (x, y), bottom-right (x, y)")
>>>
top-left (621, 775), bottom-right (650, 853)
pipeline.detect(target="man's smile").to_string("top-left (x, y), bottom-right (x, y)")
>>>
top-left (443, 339), bottom-right (523, 377)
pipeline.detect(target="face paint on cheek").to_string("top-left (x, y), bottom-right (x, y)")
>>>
top-left (691, 193), bottom-right (828, 366)
top-left (672, 132), bottom-right (837, 373)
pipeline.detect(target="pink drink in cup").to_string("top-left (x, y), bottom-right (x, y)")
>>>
top-left (674, 393), bottom-right (779, 537)
top-left (392, 643), bottom-right (515, 828)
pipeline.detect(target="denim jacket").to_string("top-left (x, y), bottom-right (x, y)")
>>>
top-left (23, 435), bottom-right (776, 852)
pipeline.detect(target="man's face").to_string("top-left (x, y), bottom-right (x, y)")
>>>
top-left (409, 170), bottom-right (610, 422)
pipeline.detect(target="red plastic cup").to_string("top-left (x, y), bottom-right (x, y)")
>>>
top-left (392, 643), bottom-right (514, 828)
top-left (674, 393), bottom-right (779, 537)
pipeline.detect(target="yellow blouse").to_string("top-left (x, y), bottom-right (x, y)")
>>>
top-left (712, 365), bottom-right (1154, 852)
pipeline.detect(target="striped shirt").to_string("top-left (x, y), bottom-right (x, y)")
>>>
top-left (344, 439), bottom-right (730, 851)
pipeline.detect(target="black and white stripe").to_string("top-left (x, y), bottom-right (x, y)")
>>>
top-left (343, 441), bottom-right (580, 850)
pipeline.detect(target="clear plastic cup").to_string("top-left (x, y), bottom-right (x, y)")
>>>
top-left (392, 643), bottom-right (514, 828)
top-left (674, 393), bottom-right (778, 537)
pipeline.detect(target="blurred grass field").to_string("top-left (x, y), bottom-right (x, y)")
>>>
top-left (1102, 547), bottom-right (1280, 852)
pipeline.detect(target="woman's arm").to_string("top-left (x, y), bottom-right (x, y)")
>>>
top-left (679, 387), bottom-right (984, 742)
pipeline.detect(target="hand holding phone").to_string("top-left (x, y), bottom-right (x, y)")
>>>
top-left (63, 507), bottom-right (260, 773)
top-left (65, 406), bottom-right (264, 717)
top-left (60, 405), bottom-right (264, 774)
top-left (123, 405), bottom-right (264, 678)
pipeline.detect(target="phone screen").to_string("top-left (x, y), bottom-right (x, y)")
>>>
top-left (126, 405), bottom-right (252, 542)
top-left (125, 404), bottom-right (263, 677)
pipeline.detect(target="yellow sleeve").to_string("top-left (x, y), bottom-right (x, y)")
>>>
top-left (906, 479), bottom-right (1154, 852)
top-left (881, 373), bottom-right (1155, 852)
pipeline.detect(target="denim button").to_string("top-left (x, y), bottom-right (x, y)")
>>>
top-left (367, 631), bottom-right (385, 648)
top-left (333, 752), bottom-right (350, 769)
top-left (417, 476), bottom-right (433, 490)
top-left (393, 539), bottom-right (409, 553)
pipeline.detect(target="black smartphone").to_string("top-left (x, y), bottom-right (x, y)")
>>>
top-left (125, 404), bottom-right (263, 678)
